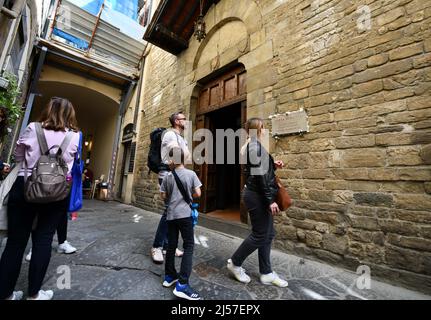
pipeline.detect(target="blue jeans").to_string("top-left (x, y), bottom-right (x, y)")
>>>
top-left (152, 177), bottom-right (168, 249)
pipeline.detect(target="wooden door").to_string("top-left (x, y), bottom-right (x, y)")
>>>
top-left (196, 65), bottom-right (247, 215)
top-left (194, 115), bottom-right (216, 213)
top-left (194, 115), bottom-right (205, 210)
top-left (240, 101), bottom-right (248, 223)
top-left (205, 116), bottom-right (217, 212)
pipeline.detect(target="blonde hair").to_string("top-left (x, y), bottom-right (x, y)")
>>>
top-left (240, 117), bottom-right (264, 155)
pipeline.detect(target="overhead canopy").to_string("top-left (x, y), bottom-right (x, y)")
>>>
top-left (48, 0), bottom-right (147, 77)
top-left (143, 0), bottom-right (220, 55)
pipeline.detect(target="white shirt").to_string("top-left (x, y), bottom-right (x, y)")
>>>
top-left (158, 129), bottom-right (190, 180)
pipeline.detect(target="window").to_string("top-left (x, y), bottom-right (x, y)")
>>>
top-left (128, 142), bottom-right (136, 173)
top-left (9, 15), bottom-right (27, 75)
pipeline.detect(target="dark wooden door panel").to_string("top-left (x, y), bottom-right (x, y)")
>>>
top-left (240, 101), bottom-right (248, 224)
top-left (197, 65), bottom-right (246, 115)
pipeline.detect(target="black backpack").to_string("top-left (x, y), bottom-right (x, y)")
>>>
top-left (147, 127), bottom-right (167, 174)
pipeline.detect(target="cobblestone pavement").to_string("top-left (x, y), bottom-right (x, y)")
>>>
top-left (2, 200), bottom-right (430, 300)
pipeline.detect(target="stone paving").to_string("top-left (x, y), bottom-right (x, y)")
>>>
top-left (1, 200), bottom-right (430, 300)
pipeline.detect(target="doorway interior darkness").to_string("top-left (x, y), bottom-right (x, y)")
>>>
top-left (205, 102), bottom-right (242, 222)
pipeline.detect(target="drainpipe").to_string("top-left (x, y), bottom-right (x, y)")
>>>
top-left (132, 55), bottom-right (146, 132)
top-left (1, 0), bottom-right (25, 19)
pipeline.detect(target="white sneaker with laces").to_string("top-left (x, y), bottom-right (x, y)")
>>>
top-left (25, 249), bottom-right (32, 262)
top-left (260, 272), bottom-right (288, 287)
top-left (227, 259), bottom-right (251, 284)
top-left (7, 291), bottom-right (23, 300)
top-left (151, 247), bottom-right (164, 264)
top-left (57, 241), bottom-right (77, 254)
top-left (27, 290), bottom-right (54, 300)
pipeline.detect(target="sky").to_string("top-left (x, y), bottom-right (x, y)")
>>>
top-left (34, 0), bottom-right (145, 40)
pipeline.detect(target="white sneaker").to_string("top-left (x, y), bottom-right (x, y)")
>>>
top-left (227, 259), bottom-right (251, 284)
top-left (25, 249), bottom-right (32, 262)
top-left (57, 241), bottom-right (77, 254)
top-left (260, 272), bottom-right (288, 287)
top-left (27, 290), bottom-right (54, 300)
top-left (6, 291), bottom-right (23, 300)
top-left (151, 247), bottom-right (164, 264)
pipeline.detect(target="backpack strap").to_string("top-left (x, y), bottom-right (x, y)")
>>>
top-left (34, 122), bottom-right (49, 155)
top-left (172, 169), bottom-right (192, 208)
top-left (57, 130), bottom-right (75, 156)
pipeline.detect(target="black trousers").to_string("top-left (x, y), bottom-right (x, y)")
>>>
top-left (231, 188), bottom-right (275, 275)
top-left (56, 209), bottom-right (68, 245)
top-left (165, 217), bottom-right (194, 285)
top-left (0, 177), bottom-right (68, 298)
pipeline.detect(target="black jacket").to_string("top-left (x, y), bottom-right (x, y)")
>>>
top-left (243, 139), bottom-right (278, 206)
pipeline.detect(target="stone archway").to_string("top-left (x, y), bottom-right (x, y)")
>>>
top-left (31, 80), bottom-right (120, 183)
top-left (184, 0), bottom-right (264, 80)
top-left (181, 0), bottom-right (274, 125)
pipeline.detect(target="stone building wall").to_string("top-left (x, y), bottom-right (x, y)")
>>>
top-left (133, 0), bottom-right (431, 293)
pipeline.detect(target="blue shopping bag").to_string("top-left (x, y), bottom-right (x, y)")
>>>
top-left (69, 132), bottom-right (83, 212)
top-left (191, 203), bottom-right (199, 227)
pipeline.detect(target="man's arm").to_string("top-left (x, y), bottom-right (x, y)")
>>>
top-left (193, 187), bottom-right (201, 199)
top-left (160, 175), bottom-right (169, 201)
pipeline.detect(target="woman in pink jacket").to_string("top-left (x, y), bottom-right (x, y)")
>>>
top-left (0, 97), bottom-right (80, 300)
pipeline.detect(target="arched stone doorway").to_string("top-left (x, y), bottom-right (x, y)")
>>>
top-left (29, 81), bottom-right (120, 187)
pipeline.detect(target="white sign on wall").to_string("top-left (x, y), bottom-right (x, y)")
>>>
top-left (270, 109), bottom-right (309, 137)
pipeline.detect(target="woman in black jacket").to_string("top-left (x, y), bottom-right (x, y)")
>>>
top-left (227, 118), bottom-right (288, 287)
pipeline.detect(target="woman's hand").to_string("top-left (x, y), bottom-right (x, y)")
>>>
top-left (274, 160), bottom-right (284, 169)
top-left (269, 202), bottom-right (280, 215)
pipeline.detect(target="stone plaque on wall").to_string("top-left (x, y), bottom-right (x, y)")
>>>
top-left (270, 109), bottom-right (309, 137)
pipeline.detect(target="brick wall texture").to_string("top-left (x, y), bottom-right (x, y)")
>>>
top-left (132, 0), bottom-right (431, 293)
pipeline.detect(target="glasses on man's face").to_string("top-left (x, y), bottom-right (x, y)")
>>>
top-left (177, 117), bottom-right (187, 121)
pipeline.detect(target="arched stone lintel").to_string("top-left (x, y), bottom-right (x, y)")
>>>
top-left (39, 65), bottom-right (122, 104)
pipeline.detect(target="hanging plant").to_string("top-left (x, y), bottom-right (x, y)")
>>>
top-left (0, 72), bottom-right (22, 128)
